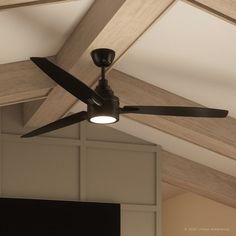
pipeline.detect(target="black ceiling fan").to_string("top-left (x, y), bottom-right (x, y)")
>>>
top-left (22, 48), bottom-right (228, 138)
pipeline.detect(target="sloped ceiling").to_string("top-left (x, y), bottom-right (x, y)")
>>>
top-left (115, 0), bottom-right (236, 117)
top-left (0, 0), bottom-right (93, 64)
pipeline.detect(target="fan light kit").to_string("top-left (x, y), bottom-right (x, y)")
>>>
top-left (22, 48), bottom-right (228, 138)
top-left (90, 116), bottom-right (117, 124)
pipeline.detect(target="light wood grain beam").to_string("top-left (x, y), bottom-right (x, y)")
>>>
top-left (162, 182), bottom-right (186, 200)
top-left (23, 0), bottom-right (176, 127)
top-left (0, 60), bottom-right (55, 106)
top-left (108, 69), bottom-right (236, 160)
top-left (0, 0), bottom-right (76, 10)
top-left (186, 0), bottom-right (236, 24)
top-left (161, 150), bottom-right (236, 208)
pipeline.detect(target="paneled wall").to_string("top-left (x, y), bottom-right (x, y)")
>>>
top-left (0, 104), bottom-right (161, 236)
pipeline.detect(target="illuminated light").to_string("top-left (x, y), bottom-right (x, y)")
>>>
top-left (89, 116), bottom-right (117, 124)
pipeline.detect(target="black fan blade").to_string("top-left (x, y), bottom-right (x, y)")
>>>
top-left (31, 57), bottom-right (104, 106)
top-left (22, 111), bottom-right (87, 138)
top-left (120, 106), bottom-right (228, 118)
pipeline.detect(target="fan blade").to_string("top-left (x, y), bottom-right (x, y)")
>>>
top-left (120, 106), bottom-right (228, 118)
top-left (31, 57), bottom-right (104, 106)
top-left (21, 111), bottom-right (87, 138)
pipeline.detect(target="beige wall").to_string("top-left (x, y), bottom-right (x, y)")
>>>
top-left (163, 192), bottom-right (236, 236)
top-left (0, 104), bottom-right (161, 236)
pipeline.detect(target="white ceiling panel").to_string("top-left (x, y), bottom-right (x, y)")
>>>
top-left (115, 0), bottom-right (236, 117)
top-left (0, 0), bottom-right (94, 64)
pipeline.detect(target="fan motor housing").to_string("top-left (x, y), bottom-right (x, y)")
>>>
top-left (87, 98), bottom-right (119, 123)
top-left (87, 80), bottom-right (119, 123)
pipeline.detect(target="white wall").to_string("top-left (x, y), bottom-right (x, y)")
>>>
top-left (163, 192), bottom-right (236, 236)
top-left (0, 104), bottom-right (161, 236)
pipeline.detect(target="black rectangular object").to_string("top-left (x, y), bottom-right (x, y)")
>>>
top-left (0, 198), bottom-right (120, 236)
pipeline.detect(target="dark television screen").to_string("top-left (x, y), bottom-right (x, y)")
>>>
top-left (0, 198), bottom-right (120, 236)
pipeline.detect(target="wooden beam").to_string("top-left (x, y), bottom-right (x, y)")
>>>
top-left (0, 60), bottom-right (55, 106)
top-left (0, 0), bottom-right (76, 10)
top-left (161, 150), bottom-right (236, 208)
top-left (23, 0), bottom-right (176, 127)
top-left (162, 182), bottom-right (186, 200)
top-left (108, 69), bottom-right (236, 160)
top-left (186, 0), bottom-right (236, 24)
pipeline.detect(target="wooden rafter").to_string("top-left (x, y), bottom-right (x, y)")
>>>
top-left (186, 0), bottom-right (236, 24)
top-left (162, 150), bottom-right (236, 208)
top-left (0, 0), bottom-right (77, 10)
top-left (0, 60), bottom-right (54, 106)
top-left (162, 182), bottom-right (186, 200)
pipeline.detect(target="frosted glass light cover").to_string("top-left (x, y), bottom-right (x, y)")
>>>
top-left (90, 116), bottom-right (117, 124)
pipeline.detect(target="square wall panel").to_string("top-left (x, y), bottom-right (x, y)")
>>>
top-left (2, 142), bottom-right (79, 200)
top-left (122, 211), bottom-right (156, 236)
top-left (86, 148), bottom-right (156, 204)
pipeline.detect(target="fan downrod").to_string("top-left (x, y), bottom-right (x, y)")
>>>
top-left (91, 48), bottom-right (115, 68)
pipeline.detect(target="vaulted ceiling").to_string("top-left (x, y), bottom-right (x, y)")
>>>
top-left (0, 0), bottom-right (236, 207)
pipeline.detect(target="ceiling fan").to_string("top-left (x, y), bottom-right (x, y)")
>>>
top-left (22, 48), bottom-right (228, 138)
